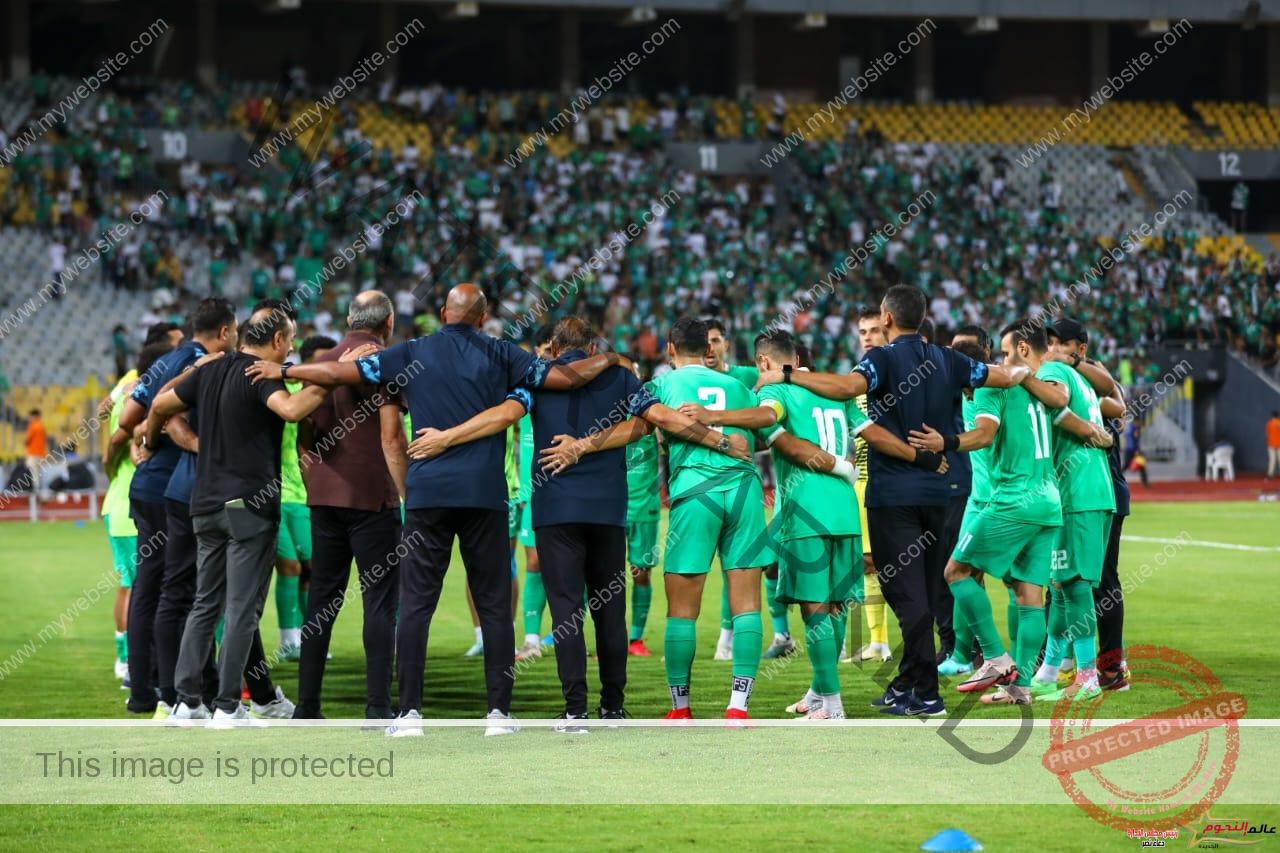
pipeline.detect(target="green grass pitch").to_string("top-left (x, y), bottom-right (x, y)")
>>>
top-left (0, 500), bottom-right (1276, 849)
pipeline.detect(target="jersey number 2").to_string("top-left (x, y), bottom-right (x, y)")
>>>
top-left (697, 387), bottom-right (727, 411)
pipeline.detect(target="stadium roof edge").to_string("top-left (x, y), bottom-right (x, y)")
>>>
top-left (366, 0), bottom-right (1280, 24)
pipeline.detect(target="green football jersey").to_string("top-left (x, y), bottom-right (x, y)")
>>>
top-left (102, 377), bottom-right (137, 534)
top-left (504, 424), bottom-right (519, 500)
top-left (978, 384), bottom-right (1063, 526)
top-left (963, 393), bottom-right (993, 503)
top-left (626, 380), bottom-right (661, 521)
top-left (518, 413), bottom-right (535, 503)
top-left (280, 379), bottom-right (307, 504)
top-left (726, 364), bottom-right (759, 388)
top-left (759, 384), bottom-right (865, 540)
top-left (1038, 361), bottom-right (1117, 514)
top-left (626, 432), bottom-right (661, 521)
top-left (650, 364), bottom-right (760, 500)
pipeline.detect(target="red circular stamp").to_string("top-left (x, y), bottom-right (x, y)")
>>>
top-left (1040, 643), bottom-right (1246, 834)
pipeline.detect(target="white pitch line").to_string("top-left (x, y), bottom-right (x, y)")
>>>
top-left (1122, 535), bottom-right (1280, 554)
top-left (0, 719), bottom-right (1276, 728)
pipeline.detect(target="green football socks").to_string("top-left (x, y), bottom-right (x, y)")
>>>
top-left (523, 571), bottom-right (547, 637)
top-left (630, 582), bottom-right (652, 641)
top-left (730, 612), bottom-right (762, 679)
top-left (950, 577), bottom-right (1005, 659)
top-left (664, 617), bottom-right (697, 706)
top-left (1014, 605), bottom-right (1047, 688)
top-left (802, 611), bottom-right (839, 695)
top-left (275, 575), bottom-right (301, 631)
top-left (1065, 581), bottom-right (1098, 677)
top-left (1006, 585), bottom-right (1020, 646)
top-left (765, 575), bottom-right (789, 636)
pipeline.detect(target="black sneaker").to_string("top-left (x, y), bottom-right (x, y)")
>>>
top-left (1098, 667), bottom-right (1130, 693)
top-left (870, 686), bottom-right (908, 709)
top-left (291, 705), bottom-right (326, 720)
top-left (125, 698), bottom-right (157, 715)
top-left (555, 712), bottom-right (590, 735)
top-left (598, 707), bottom-right (630, 728)
top-left (361, 704), bottom-right (396, 731)
top-left (886, 691), bottom-right (947, 718)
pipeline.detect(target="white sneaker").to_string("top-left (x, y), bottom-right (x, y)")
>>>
top-left (515, 639), bottom-right (542, 662)
top-left (463, 641), bottom-right (484, 658)
top-left (805, 708), bottom-right (847, 720)
top-left (858, 643), bottom-right (893, 662)
top-left (249, 686), bottom-right (296, 720)
top-left (114, 660), bottom-right (129, 679)
top-left (386, 709), bottom-right (423, 737)
top-left (166, 701), bottom-right (212, 728)
top-left (483, 709), bottom-right (519, 736)
top-left (785, 691), bottom-right (821, 715)
top-left (839, 644), bottom-right (853, 664)
top-left (206, 705), bottom-right (269, 729)
top-left (713, 642), bottom-right (733, 662)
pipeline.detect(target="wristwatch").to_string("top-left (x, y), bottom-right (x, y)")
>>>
top-left (782, 364), bottom-right (793, 384)
top-left (280, 363), bottom-right (291, 380)
top-left (716, 435), bottom-right (731, 453)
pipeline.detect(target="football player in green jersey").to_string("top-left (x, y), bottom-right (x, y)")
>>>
top-left (541, 319), bottom-right (803, 722)
top-left (683, 330), bottom-right (947, 718)
top-left (930, 322), bottom-right (1109, 705)
top-left (624, 363), bottom-right (661, 657)
top-left (273, 334), bottom-right (336, 661)
top-left (706, 319), bottom-right (762, 660)
top-left (100, 342), bottom-right (175, 680)
top-left (1024, 336), bottom-right (1117, 703)
top-left (515, 328), bottom-right (554, 662)
top-left (1045, 320), bottom-right (1130, 691)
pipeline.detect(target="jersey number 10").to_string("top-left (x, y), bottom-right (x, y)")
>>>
top-left (811, 407), bottom-right (847, 456)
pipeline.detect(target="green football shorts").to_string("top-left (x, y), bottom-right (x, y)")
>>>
top-left (109, 533), bottom-right (137, 588)
top-left (1051, 510), bottom-right (1113, 587)
top-left (627, 520), bottom-right (660, 569)
top-left (665, 477), bottom-right (770, 574)
top-left (276, 502), bottom-right (312, 561)
top-left (952, 508), bottom-right (1058, 587)
top-left (775, 534), bottom-right (862, 605)
top-left (519, 500), bottom-right (536, 547)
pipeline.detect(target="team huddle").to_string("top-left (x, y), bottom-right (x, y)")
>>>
top-left (98, 281), bottom-right (1131, 732)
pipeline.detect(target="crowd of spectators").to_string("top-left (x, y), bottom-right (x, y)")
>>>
top-left (1, 77), bottom-right (1277, 378)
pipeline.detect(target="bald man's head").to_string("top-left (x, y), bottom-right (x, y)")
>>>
top-left (443, 283), bottom-right (488, 328)
top-left (242, 299), bottom-right (297, 363)
top-left (348, 289), bottom-right (394, 342)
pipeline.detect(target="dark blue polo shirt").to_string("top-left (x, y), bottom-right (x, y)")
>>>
top-left (356, 323), bottom-right (549, 511)
top-left (854, 333), bottom-right (988, 508)
top-left (526, 350), bottom-right (657, 529)
top-left (129, 340), bottom-right (206, 504)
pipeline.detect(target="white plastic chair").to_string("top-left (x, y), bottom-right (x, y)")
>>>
top-left (1205, 445), bottom-right (1235, 482)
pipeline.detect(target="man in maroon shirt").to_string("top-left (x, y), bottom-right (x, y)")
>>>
top-left (293, 290), bottom-right (408, 719)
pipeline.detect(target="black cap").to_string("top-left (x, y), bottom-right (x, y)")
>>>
top-left (1047, 317), bottom-right (1088, 344)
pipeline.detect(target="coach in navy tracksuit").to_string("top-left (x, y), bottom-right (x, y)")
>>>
top-left (526, 319), bottom-right (660, 723)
